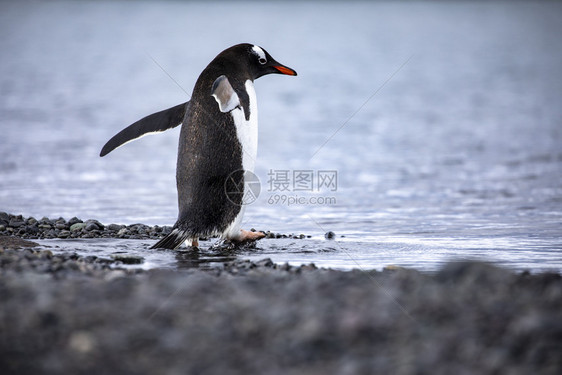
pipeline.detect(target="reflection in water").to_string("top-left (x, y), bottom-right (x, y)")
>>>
top-left (174, 247), bottom-right (239, 270)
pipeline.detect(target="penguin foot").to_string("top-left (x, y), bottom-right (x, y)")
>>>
top-left (236, 229), bottom-right (266, 243)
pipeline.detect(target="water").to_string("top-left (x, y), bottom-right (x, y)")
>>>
top-left (1, 1), bottom-right (561, 272)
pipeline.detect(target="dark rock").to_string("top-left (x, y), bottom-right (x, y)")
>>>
top-left (279, 262), bottom-right (292, 271)
top-left (8, 220), bottom-right (25, 228)
top-left (85, 222), bottom-right (100, 232)
top-left (108, 224), bottom-right (124, 231)
top-left (67, 217), bottom-right (82, 226)
top-left (256, 258), bottom-right (275, 268)
top-left (85, 219), bottom-right (104, 230)
top-left (110, 254), bottom-right (144, 265)
top-left (55, 223), bottom-right (67, 230)
top-left (325, 231), bottom-right (336, 240)
top-left (25, 225), bottom-right (39, 235)
top-left (0, 236), bottom-right (39, 248)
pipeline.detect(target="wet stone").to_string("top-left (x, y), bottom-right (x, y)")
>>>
top-left (85, 220), bottom-right (104, 230)
top-left (85, 222), bottom-right (100, 232)
top-left (25, 226), bottom-right (39, 235)
top-left (108, 224), bottom-right (124, 231)
top-left (110, 254), bottom-right (144, 265)
top-left (70, 223), bottom-right (87, 232)
top-left (256, 258), bottom-right (275, 268)
top-left (0, 236), bottom-right (40, 248)
top-left (9, 220), bottom-right (25, 228)
top-left (68, 217), bottom-right (82, 226)
top-left (325, 231), bottom-right (336, 240)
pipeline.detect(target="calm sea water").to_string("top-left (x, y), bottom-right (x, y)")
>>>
top-left (1, 1), bottom-right (561, 272)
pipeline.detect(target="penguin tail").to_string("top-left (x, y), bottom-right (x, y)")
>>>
top-left (150, 228), bottom-right (191, 250)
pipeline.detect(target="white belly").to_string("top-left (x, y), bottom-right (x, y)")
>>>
top-left (222, 79), bottom-right (258, 240)
top-left (229, 80), bottom-right (258, 173)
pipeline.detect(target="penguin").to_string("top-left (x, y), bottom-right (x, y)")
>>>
top-left (100, 43), bottom-right (297, 249)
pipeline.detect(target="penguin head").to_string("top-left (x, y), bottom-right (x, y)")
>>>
top-left (219, 43), bottom-right (297, 80)
top-left (246, 44), bottom-right (297, 79)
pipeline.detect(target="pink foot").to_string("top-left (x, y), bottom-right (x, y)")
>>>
top-left (235, 229), bottom-right (266, 242)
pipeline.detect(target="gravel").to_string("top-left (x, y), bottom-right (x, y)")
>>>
top-left (0, 212), bottom-right (310, 241)
top-left (0, 233), bottom-right (560, 375)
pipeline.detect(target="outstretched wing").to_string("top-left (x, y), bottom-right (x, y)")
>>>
top-left (100, 101), bottom-right (190, 157)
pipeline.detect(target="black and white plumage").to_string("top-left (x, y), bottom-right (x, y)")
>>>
top-left (100, 43), bottom-right (296, 249)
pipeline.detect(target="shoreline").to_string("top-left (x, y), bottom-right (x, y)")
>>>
top-left (0, 212), bottom-right (310, 241)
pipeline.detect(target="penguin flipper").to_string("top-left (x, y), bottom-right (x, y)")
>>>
top-left (211, 75), bottom-right (240, 113)
top-left (100, 101), bottom-right (190, 157)
top-left (150, 228), bottom-right (192, 250)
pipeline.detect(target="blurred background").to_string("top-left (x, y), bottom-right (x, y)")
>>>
top-left (1, 1), bottom-right (561, 271)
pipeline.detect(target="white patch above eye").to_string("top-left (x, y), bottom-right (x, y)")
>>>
top-left (251, 45), bottom-right (267, 64)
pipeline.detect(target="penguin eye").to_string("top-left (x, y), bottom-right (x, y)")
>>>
top-left (258, 57), bottom-right (267, 65)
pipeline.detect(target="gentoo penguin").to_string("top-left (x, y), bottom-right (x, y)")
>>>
top-left (100, 43), bottom-right (296, 249)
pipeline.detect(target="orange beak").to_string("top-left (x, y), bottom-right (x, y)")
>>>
top-left (274, 65), bottom-right (297, 76)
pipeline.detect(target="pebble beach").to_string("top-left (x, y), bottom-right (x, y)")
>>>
top-left (0, 212), bottom-right (306, 242)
